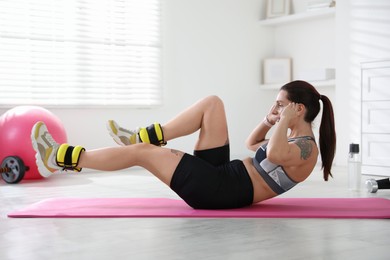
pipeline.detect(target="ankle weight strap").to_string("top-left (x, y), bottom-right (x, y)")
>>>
top-left (56, 144), bottom-right (85, 172)
top-left (139, 123), bottom-right (166, 146)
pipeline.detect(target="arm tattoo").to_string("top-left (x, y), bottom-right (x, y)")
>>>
top-left (294, 139), bottom-right (312, 160)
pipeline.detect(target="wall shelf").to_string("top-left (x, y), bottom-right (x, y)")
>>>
top-left (259, 8), bottom-right (335, 27)
top-left (260, 79), bottom-right (335, 90)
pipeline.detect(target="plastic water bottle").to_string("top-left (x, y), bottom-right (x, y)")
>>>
top-left (348, 143), bottom-right (361, 191)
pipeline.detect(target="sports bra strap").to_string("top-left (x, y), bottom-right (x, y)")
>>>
top-left (288, 136), bottom-right (316, 143)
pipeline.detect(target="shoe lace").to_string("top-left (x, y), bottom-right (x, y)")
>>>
top-left (43, 130), bottom-right (64, 172)
top-left (44, 131), bottom-right (57, 146)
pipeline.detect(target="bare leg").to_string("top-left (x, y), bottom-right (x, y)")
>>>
top-left (78, 95), bottom-right (229, 186)
top-left (78, 144), bottom-right (184, 186)
top-left (162, 95), bottom-right (229, 150)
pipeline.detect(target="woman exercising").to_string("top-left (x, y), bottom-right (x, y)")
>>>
top-left (31, 80), bottom-right (336, 209)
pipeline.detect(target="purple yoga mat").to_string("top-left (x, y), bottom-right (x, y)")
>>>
top-left (8, 197), bottom-right (390, 219)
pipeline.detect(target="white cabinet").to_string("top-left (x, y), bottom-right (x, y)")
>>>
top-left (361, 60), bottom-right (390, 177)
top-left (259, 8), bottom-right (336, 90)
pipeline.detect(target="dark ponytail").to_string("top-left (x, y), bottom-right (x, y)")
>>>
top-left (281, 80), bottom-right (336, 181)
top-left (318, 94), bottom-right (336, 181)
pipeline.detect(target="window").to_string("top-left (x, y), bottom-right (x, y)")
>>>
top-left (0, 0), bottom-right (161, 107)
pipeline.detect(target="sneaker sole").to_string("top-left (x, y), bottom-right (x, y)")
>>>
top-left (31, 121), bottom-right (56, 178)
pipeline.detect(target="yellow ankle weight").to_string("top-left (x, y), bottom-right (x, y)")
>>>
top-left (56, 144), bottom-right (85, 172)
top-left (138, 123), bottom-right (166, 146)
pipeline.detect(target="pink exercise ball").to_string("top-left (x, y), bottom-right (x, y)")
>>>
top-left (0, 106), bottom-right (67, 180)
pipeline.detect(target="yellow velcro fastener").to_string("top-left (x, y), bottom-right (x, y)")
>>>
top-left (138, 127), bottom-right (150, 144)
top-left (72, 146), bottom-right (85, 166)
top-left (154, 123), bottom-right (163, 141)
top-left (57, 144), bottom-right (70, 167)
top-left (72, 145), bottom-right (85, 172)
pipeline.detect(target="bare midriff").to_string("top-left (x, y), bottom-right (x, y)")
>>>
top-left (242, 157), bottom-right (278, 204)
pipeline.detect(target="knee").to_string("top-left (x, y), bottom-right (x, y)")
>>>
top-left (128, 143), bottom-right (155, 158)
top-left (134, 143), bottom-right (155, 151)
top-left (203, 95), bottom-right (225, 110)
top-left (127, 143), bottom-right (159, 165)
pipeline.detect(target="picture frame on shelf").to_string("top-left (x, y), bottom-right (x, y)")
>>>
top-left (266, 0), bottom-right (290, 18)
top-left (263, 58), bottom-right (292, 84)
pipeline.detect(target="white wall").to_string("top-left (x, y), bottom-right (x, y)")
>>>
top-left (3, 0), bottom-right (389, 166)
top-left (161, 0), bottom-right (276, 158)
top-left (269, 2), bottom-right (336, 158)
top-left (0, 0), bottom-right (275, 159)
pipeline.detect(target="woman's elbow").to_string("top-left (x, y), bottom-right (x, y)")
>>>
top-left (245, 140), bottom-right (251, 150)
top-left (266, 150), bottom-right (285, 165)
top-left (246, 138), bottom-right (264, 151)
top-left (246, 143), bottom-right (256, 152)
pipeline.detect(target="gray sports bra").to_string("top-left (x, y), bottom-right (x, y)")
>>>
top-left (252, 136), bottom-right (316, 195)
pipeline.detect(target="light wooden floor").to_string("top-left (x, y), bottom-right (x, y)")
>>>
top-left (1, 165), bottom-right (389, 260)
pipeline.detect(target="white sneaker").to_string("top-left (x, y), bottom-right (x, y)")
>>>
top-left (31, 121), bottom-right (61, 177)
top-left (106, 120), bottom-right (140, 146)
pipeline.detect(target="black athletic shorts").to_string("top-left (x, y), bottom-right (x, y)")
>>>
top-left (170, 144), bottom-right (254, 209)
